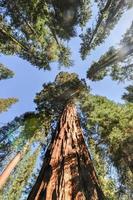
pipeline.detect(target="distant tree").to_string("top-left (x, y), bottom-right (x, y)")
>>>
top-left (0, 150), bottom-right (25, 189)
top-left (0, 98), bottom-right (18, 113)
top-left (87, 21), bottom-right (133, 81)
top-left (0, 63), bottom-right (17, 114)
top-left (0, 148), bottom-right (40, 200)
top-left (80, 0), bottom-right (133, 59)
top-left (122, 85), bottom-right (133, 103)
top-left (0, 63), bottom-right (14, 80)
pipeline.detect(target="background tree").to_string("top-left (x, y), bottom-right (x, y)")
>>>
top-left (80, 94), bottom-right (133, 199)
top-left (0, 63), bottom-right (14, 80)
top-left (80, 0), bottom-right (133, 59)
top-left (87, 21), bottom-right (133, 81)
top-left (0, 147), bottom-right (40, 200)
top-left (0, 63), bottom-right (18, 114)
top-left (122, 85), bottom-right (133, 103)
top-left (0, 98), bottom-right (18, 114)
top-left (0, 111), bottom-right (51, 198)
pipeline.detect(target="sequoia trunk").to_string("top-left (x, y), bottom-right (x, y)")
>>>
top-left (28, 103), bottom-right (104, 200)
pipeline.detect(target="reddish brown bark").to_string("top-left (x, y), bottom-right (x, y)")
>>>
top-left (28, 103), bottom-right (104, 200)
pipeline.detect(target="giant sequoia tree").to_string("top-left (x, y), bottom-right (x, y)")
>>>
top-left (0, 72), bottom-right (132, 199)
top-left (28, 72), bottom-right (104, 199)
top-left (0, 1), bottom-right (133, 200)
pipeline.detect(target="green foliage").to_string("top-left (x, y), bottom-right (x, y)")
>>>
top-left (0, 98), bottom-right (18, 113)
top-left (122, 85), bottom-right (133, 103)
top-left (34, 72), bottom-right (88, 119)
top-left (0, 63), bottom-right (14, 80)
top-left (21, 112), bottom-right (51, 144)
top-left (89, 138), bottom-right (118, 200)
top-left (87, 22), bottom-right (133, 82)
top-left (22, 113), bottom-right (42, 140)
top-left (80, 0), bottom-right (132, 59)
top-left (0, 63), bottom-right (17, 114)
top-left (0, 0), bottom-right (91, 69)
top-left (80, 94), bottom-right (133, 198)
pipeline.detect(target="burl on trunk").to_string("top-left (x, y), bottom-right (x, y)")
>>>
top-left (28, 103), bottom-right (104, 200)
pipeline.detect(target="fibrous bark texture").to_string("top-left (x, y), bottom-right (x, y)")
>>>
top-left (28, 103), bottom-right (104, 200)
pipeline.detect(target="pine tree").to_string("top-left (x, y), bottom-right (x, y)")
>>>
top-left (0, 63), bottom-right (18, 113)
top-left (29, 72), bottom-right (132, 199)
top-left (0, 112), bottom-right (50, 188)
top-left (87, 21), bottom-right (133, 81)
top-left (80, 94), bottom-right (133, 198)
top-left (122, 85), bottom-right (133, 103)
top-left (80, 0), bottom-right (133, 59)
top-left (0, 147), bottom-right (40, 200)
top-left (0, 151), bottom-right (24, 189)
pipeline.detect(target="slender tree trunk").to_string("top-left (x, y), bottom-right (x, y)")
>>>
top-left (28, 103), bottom-right (104, 200)
top-left (0, 152), bottom-right (23, 189)
top-left (0, 143), bottom-right (29, 189)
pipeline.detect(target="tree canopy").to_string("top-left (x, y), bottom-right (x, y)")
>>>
top-left (0, 0), bottom-right (91, 69)
top-left (34, 71), bottom-right (89, 118)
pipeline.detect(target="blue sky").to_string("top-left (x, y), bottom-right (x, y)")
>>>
top-left (0, 8), bottom-right (133, 126)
